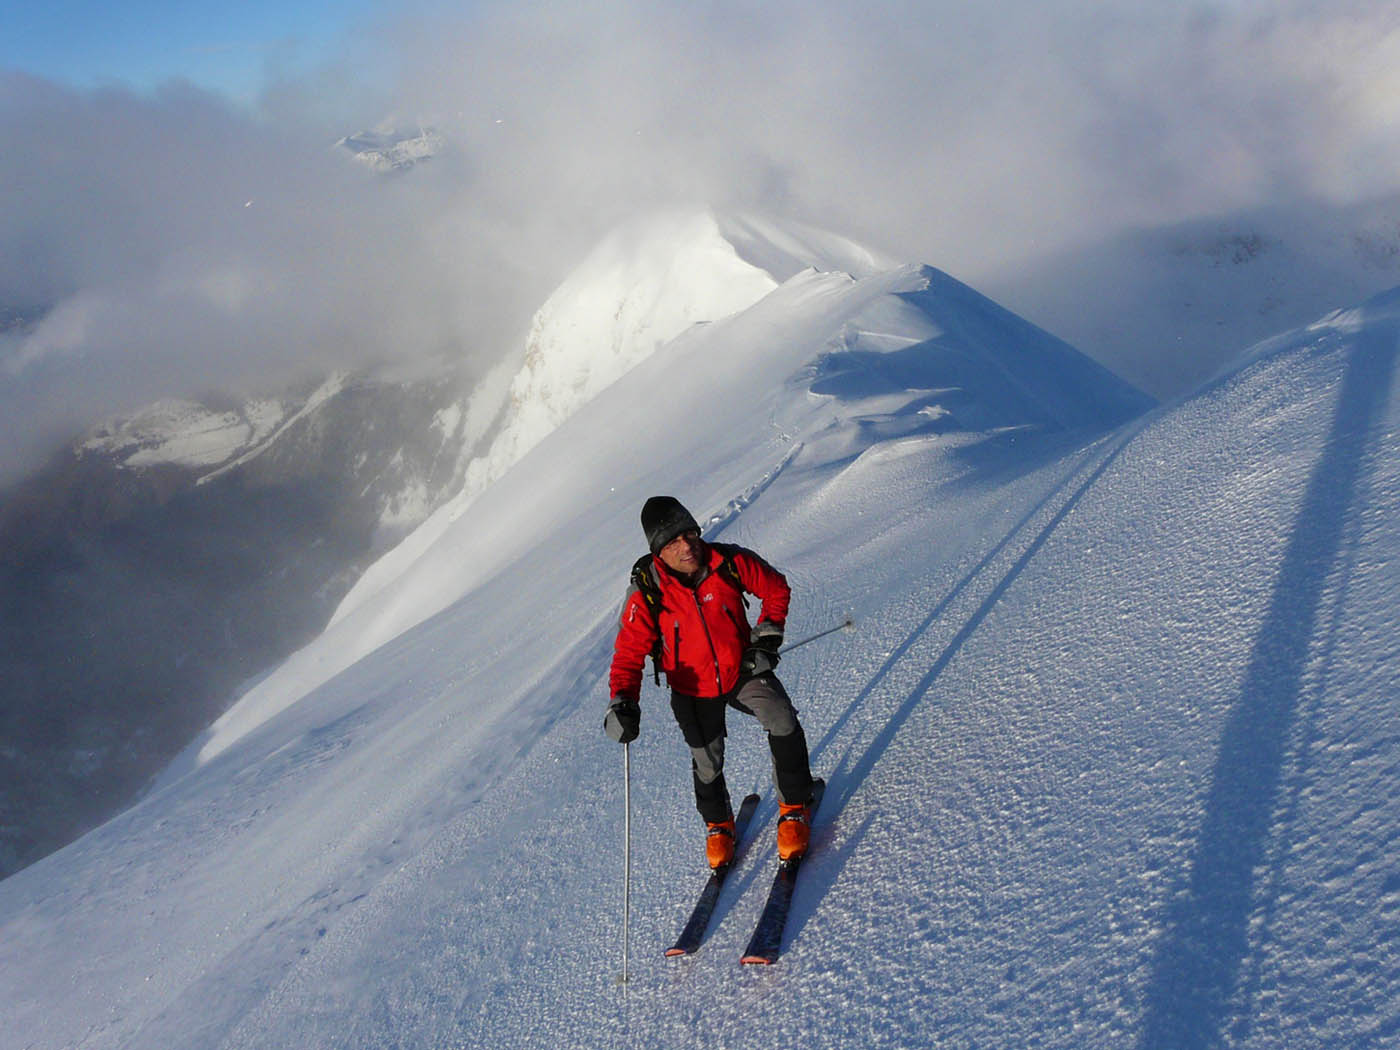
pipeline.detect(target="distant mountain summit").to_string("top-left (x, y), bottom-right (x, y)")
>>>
top-left (336, 125), bottom-right (446, 173)
top-left (990, 194), bottom-right (1400, 397)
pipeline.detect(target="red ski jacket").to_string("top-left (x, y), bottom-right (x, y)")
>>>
top-left (609, 543), bottom-right (790, 701)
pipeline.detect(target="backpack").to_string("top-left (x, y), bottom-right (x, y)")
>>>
top-left (629, 542), bottom-right (748, 684)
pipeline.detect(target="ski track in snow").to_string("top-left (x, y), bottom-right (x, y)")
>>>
top-left (2, 253), bottom-right (1398, 1049)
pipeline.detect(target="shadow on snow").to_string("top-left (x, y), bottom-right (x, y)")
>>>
top-left (1138, 309), bottom-right (1398, 1049)
top-left (810, 417), bottom-right (1144, 802)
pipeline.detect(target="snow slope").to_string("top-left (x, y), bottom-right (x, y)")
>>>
top-left (174, 251), bottom-right (1148, 779)
top-left (1, 244), bottom-right (1397, 1050)
top-left (447, 211), bottom-right (798, 508)
top-left (410, 209), bottom-right (894, 520)
top-left (315, 211), bottom-right (895, 684)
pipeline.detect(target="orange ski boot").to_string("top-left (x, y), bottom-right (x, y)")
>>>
top-left (776, 800), bottom-right (812, 862)
top-left (706, 817), bottom-right (737, 870)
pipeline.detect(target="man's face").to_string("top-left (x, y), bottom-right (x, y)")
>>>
top-left (658, 529), bottom-right (705, 576)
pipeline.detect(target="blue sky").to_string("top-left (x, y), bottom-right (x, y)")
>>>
top-left (2, 0), bottom-right (381, 100)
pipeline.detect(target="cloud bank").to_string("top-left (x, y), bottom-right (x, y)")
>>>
top-left (4, 0), bottom-right (1400, 480)
top-left (383, 0), bottom-right (1400, 255)
top-left (0, 71), bottom-right (523, 480)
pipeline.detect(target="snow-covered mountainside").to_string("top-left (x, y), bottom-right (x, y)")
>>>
top-left (197, 255), bottom-right (1149, 774)
top-left (3, 219), bottom-right (1396, 1049)
top-left (71, 364), bottom-right (495, 536)
top-left (80, 395), bottom-right (292, 471)
top-left (330, 210), bottom-right (897, 628)
top-left (0, 360), bottom-right (496, 878)
top-left (450, 210), bottom-right (895, 510)
top-left (0, 208), bottom-right (876, 880)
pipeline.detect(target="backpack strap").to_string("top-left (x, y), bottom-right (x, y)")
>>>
top-left (629, 554), bottom-right (665, 685)
top-left (708, 542), bottom-right (750, 609)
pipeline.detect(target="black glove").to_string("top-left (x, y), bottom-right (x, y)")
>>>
top-left (604, 698), bottom-right (640, 744)
top-left (741, 623), bottom-right (783, 677)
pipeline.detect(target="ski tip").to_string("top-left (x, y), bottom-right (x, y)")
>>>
top-left (664, 946), bottom-right (690, 958)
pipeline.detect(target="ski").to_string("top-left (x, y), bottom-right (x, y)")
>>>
top-left (740, 779), bottom-right (825, 965)
top-left (664, 792), bottom-right (762, 957)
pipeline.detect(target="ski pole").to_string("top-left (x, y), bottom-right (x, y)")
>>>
top-left (779, 616), bottom-right (855, 655)
top-left (621, 740), bottom-right (632, 986)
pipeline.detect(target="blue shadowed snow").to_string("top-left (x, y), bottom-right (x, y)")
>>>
top-left (1140, 308), bottom-right (1400, 1050)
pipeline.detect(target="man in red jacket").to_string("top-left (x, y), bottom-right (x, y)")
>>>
top-left (605, 496), bottom-right (816, 868)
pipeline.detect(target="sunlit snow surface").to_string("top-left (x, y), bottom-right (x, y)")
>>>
top-left (1, 261), bottom-right (1397, 1049)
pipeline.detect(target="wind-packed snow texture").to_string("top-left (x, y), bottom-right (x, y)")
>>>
top-left (1, 224), bottom-right (1397, 1050)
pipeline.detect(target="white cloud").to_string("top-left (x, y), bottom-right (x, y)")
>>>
top-left (4, 0), bottom-right (1400, 480)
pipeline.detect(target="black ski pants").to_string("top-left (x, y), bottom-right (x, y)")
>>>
top-left (669, 673), bottom-right (813, 824)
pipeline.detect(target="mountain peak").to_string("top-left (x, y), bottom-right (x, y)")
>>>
top-left (453, 210), bottom-right (896, 507)
top-left (336, 124), bottom-right (446, 173)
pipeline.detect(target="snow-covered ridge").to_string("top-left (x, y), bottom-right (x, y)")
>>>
top-left (208, 249), bottom-right (1148, 772)
top-left (715, 212), bottom-right (896, 282)
top-left (81, 396), bottom-right (290, 471)
top-left (460, 210), bottom-right (889, 505)
top-left (327, 211), bottom-right (899, 627)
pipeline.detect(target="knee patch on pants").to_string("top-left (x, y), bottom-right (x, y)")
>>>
top-left (690, 739), bottom-right (725, 785)
top-left (730, 674), bottom-right (799, 737)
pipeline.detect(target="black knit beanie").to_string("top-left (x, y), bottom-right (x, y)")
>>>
top-left (640, 496), bottom-right (700, 555)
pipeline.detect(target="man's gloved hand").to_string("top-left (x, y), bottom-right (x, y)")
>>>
top-left (741, 622), bottom-right (783, 677)
top-left (604, 698), bottom-right (640, 744)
